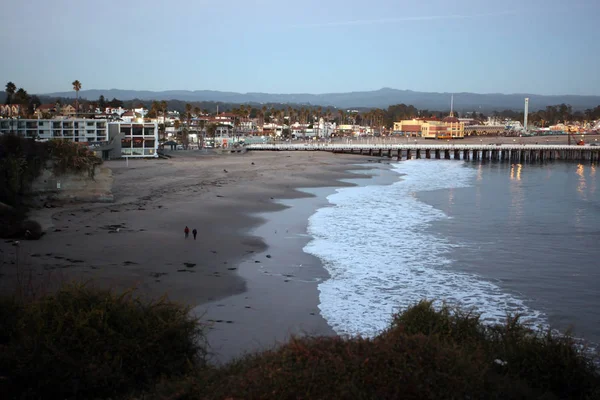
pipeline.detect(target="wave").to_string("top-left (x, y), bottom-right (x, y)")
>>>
top-left (304, 160), bottom-right (547, 337)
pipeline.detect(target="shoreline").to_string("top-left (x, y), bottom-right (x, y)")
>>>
top-left (195, 162), bottom-right (401, 364)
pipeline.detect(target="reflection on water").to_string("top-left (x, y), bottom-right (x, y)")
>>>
top-left (576, 164), bottom-right (587, 199)
top-left (510, 163), bottom-right (522, 181)
top-left (508, 164), bottom-right (524, 226)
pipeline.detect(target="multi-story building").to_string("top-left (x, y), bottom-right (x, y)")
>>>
top-left (394, 117), bottom-right (465, 139)
top-left (0, 118), bottom-right (158, 159)
top-left (0, 118), bottom-right (108, 142)
top-left (109, 122), bottom-right (158, 158)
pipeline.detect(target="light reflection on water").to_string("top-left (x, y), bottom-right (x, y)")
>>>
top-left (577, 164), bottom-right (587, 198)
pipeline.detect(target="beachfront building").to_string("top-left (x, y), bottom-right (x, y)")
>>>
top-left (464, 125), bottom-right (506, 136)
top-left (335, 124), bottom-right (362, 136)
top-left (109, 121), bottom-right (159, 158)
top-left (393, 119), bottom-right (428, 136)
top-left (0, 118), bottom-right (108, 142)
top-left (393, 117), bottom-right (465, 139)
top-left (421, 119), bottom-right (464, 139)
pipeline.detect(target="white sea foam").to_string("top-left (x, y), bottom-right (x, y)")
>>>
top-left (304, 160), bottom-right (547, 337)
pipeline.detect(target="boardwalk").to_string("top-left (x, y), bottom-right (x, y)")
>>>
top-left (246, 143), bottom-right (600, 163)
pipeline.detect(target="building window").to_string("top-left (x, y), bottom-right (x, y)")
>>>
top-left (132, 126), bottom-right (143, 136)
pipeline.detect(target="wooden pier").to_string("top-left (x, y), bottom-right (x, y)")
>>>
top-left (246, 144), bottom-right (600, 163)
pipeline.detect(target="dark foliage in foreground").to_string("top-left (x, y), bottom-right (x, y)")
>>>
top-left (0, 284), bottom-right (205, 399)
top-left (1, 288), bottom-right (598, 399)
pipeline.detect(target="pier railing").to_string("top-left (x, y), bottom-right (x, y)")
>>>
top-left (246, 143), bottom-right (600, 162)
top-left (247, 143), bottom-right (591, 151)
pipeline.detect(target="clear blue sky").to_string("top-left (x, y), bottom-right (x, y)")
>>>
top-left (1, 0), bottom-right (598, 95)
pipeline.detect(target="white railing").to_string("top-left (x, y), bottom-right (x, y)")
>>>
top-left (247, 143), bottom-right (596, 151)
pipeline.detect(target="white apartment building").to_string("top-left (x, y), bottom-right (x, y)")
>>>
top-left (0, 118), bottom-right (159, 159)
top-left (0, 118), bottom-right (108, 142)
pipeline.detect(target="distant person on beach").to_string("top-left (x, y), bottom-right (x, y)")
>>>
top-left (184, 226), bottom-right (190, 239)
top-left (192, 228), bottom-right (197, 240)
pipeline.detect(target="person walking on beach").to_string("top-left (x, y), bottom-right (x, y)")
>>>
top-left (184, 226), bottom-right (190, 239)
top-left (192, 228), bottom-right (197, 240)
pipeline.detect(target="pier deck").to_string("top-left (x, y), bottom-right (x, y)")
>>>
top-left (246, 143), bottom-right (600, 163)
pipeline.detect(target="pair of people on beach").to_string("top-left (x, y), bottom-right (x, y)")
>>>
top-left (184, 226), bottom-right (197, 240)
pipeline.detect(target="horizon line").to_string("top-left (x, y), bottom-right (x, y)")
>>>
top-left (33, 87), bottom-right (600, 98)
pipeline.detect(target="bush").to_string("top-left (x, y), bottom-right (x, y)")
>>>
top-left (388, 301), bottom-right (599, 399)
top-left (0, 284), bottom-right (206, 399)
top-left (49, 139), bottom-right (102, 178)
top-left (1, 291), bottom-right (598, 400)
top-left (147, 301), bottom-right (600, 400)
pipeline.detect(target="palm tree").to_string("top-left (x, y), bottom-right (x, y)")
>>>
top-left (207, 123), bottom-right (217, 143)
top-left (193, 106), bottom-right (202, 147)
top-left (72, 80), bottom-right (82, 116)
top-left (5, 82), bottom-right (16, 105)
top-left (160, 100), bottom-right (168, 141)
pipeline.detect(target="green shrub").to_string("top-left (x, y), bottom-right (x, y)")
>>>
top-left (0, 284), bottom-right (206, 399)
top-left (389, 301), bottom-right (599, 399)
top-left (49, 139), bottom-right (102, 178)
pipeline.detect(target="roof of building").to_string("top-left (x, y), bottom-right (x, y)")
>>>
top-left (37, 104), bottom-right (56, 111)
top-left (442, 116), bottom-right (460, 123)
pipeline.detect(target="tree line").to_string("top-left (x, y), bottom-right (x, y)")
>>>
top-left (3, 82), bottom-right (600, 128)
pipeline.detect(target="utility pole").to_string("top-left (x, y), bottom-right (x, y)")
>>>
top-left (524, 98), bottom-right (529, 134)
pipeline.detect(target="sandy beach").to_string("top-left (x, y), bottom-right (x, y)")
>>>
top-left (0, 151), bottom-right (388, 360)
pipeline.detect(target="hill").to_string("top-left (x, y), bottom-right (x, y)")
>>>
top-left (37, 87), bottom-right (600, 112)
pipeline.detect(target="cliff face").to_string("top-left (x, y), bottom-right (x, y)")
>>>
top-left (30, 165), bottom-right (114, 203)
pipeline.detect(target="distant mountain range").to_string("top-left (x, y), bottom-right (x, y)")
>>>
top-left (37, 87), bottom-right (600, 111)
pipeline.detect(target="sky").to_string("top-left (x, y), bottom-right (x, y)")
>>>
top-left (1, 0), bottom-right (599, 96)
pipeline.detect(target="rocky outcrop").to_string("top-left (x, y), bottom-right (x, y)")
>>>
top-left (30, 165), bottom-right (114, 204)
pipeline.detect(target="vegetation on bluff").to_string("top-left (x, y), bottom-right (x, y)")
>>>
top-left (0, 134), bottom-right (102, 238)
top-left (0, 286), bottom-right (597, 400)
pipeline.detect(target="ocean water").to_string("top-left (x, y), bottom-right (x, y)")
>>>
top-left (304, 160), bottom-right (600, 343)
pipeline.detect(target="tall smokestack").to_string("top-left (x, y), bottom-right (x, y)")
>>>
top-left (524, 98), bottom-right (529, 132)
